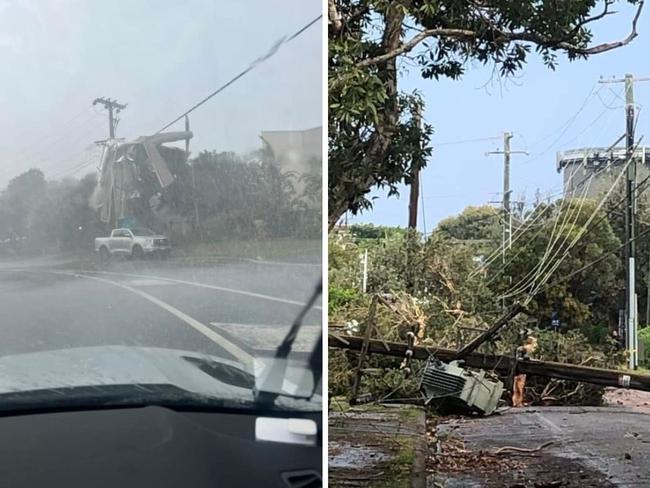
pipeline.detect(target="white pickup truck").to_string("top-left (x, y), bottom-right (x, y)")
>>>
top-left (95, 228), bottom-right (171, 260)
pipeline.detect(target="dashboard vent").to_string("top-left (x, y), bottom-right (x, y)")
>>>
top-left (281, 470), bottom-right (321, 488)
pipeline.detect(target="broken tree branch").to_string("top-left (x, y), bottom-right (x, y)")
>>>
top-left (493, 441), bottom-right (554, 455)
top-left (453, 303), bottom-right (524, 360)
top-left (328, 0), bottom-right (342, 33)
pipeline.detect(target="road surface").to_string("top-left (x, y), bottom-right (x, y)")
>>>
top-left (0, 255), bottom-right (322, 364)
top-left (431, 405), bottom-right (650, 487)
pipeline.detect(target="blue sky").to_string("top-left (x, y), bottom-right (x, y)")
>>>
top-left (0, 0), bottom-right (322, 186)
top-left (350, 2), bottom-right (650, 233)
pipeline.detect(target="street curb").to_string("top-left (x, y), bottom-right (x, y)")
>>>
top-left (410, 408), bottom-right (428, 488)
top-left (168, 255), bottom-right (320, 267)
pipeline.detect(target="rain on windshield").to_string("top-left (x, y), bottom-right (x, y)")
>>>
top-left (0, 1), bottom-right (322, 410)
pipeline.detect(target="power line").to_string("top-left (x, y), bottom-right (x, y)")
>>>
top-left (523, 140), bottom-right (644, 302)
top-left (535, 225), bottom-right (650, 298)
top-left (499, 167), bottom-right (595, 299)
top-left (2, 110), bottom-right (102, 174)
top-left (434, 136), bottom-right (501, 146)
top-left (497, 137), bottom-right (643, 301)
top-left (520, 83), bottom-right (597, 161)
top-left (0, 115), bottom-right (106, 182)
top-left (476, 89), bottom-right (627, 275)
top-left (515, 178), bottom-right (594, 297)
top-left (522, 87), bottom-right (622, 167)
top-left (6, 105), bottom-right (95, 147)
top-left (472, 155), bottom-right (589, 278)
top-left (155, 14), bottom-right (322, 134)
top-left (4, 16), bottom-right (322, 188)
top-left (481, 113), bottom-right (642, 284)
top-left (493, 165), bottom-right (650, 301)
top-left (50, 146), bottom-right (102, 179)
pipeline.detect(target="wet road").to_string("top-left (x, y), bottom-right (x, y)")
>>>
top-left (434, 405), bottom-right (650, 487)
top-left (0, 256), bottom-right (322, 363)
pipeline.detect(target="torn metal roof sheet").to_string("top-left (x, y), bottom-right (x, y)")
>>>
top-left (90, 131), bottom-right (192, 224)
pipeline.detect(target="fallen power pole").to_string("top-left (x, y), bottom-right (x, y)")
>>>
top-left (329, 333), bottom-right (650, 392)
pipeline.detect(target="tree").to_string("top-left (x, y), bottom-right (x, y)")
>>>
top-left (0, 168), bottom-right (47, 237)
top-left (27, 174), bottom-right (103, 253)
top-left (348, 223), bottom-right (408, 240)
top-left (328, 0), bottom-right (644, 227)
top-left (603, 187), bottom-right (650, 326)
top-left (179, 151), bottom-right (319, 241)
top-left (435, 205), bottom-right (501, 242)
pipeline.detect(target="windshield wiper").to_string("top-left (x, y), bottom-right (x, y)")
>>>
top-left (254, 279), bottom-right (322, 405)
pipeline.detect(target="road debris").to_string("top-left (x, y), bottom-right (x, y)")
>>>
top-left (493, 441), bottom-right (554, 455)
top-left (427, 409), bottom-right (620, 487)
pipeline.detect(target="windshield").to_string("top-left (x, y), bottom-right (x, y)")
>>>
top-left (0, 1), bottom-right (322, 414)
top-left (131, 228), bottom-right (155, 237)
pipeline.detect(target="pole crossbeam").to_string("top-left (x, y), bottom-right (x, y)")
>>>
top-left (92, 97), bottom-right (127, 139)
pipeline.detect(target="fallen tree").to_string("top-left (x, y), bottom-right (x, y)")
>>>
top-left (330, 333), bottom-right (650, 392)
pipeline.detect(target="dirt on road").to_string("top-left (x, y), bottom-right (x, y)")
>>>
top-left (604, 387), bottom-right (650, 411)
top-left (428, 405), bottom-right (650, 487)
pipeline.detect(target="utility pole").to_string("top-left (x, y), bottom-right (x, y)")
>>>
top-left (486, 132), bottom-right (528, 263)
top-left (93, 97), bottom-right (127, 139)
top-left (487, 132), bottom-right (528, 312)
top-left (93, 97), bottom-right (126, 229)
top-left (599, 74), bottom-right (650, 369)
top-left (627, 74), bottom-right (638, 370)
top-left (406, 106), bottom-right (422, 293)
top-left (184, 115), bottom-right (203, 241)
top-left (361, 249), bottom-right (368, 293)
top-left (646, 239), bottom-right (650, 329)
top-left (408, 106), bottom-right (422, 230)
top-left (408, 164), bottom-right (420, 230)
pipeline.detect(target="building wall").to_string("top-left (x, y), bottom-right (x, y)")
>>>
top-left (260, 127), bottom-right (322, 207)
top-left (558, 146), bottom-right (650, 200)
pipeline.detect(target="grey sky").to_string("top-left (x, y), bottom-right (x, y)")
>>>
top-left (0, 0), bottom-right (322, 187)
top-left (350, 2), bottom-right (649, 232)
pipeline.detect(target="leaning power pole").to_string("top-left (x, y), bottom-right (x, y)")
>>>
top-left (599, 74), bottom-right (650, 369)
top-left (93, 97), bottom-right (127, 139)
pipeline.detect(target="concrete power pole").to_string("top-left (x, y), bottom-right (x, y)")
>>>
top-left (503, 133), bottom-right (512, 253)
top-left (486, 132), bottom-right (528, 264)
top-left (626, 74), bottom-right (638, 370)
top-left (487, 132), bottom-right (527, 313)
top-left (599, 74), bottom-right (650, 369)
top-left (93, 97), bottom-right (127, 139)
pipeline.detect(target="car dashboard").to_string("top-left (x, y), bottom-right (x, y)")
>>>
top-left (0, 405), bottom-right (321, 487)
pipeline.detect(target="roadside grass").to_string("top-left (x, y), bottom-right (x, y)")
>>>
top-left (174, 238), bottom-right (321, 261)
top-left (329, 399), bottom-right (427, 488)
top-left (0, 238), bottom-right (321, 269)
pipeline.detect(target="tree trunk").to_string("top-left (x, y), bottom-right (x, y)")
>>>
top-left (327, 5), bottom-right (405, 229)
